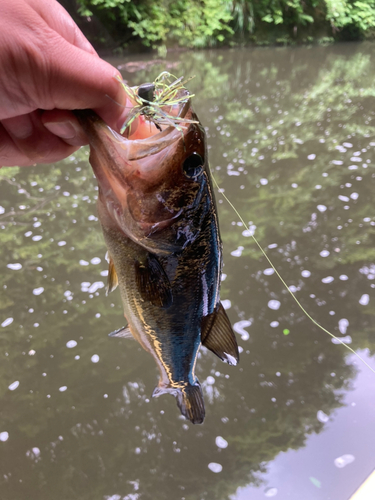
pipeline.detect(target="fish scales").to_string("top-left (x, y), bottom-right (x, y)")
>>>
top-left (74, 89), bottom-right (239, 424)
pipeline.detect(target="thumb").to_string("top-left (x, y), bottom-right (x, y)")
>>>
top-left (44, 34), bottom-right (131, 132)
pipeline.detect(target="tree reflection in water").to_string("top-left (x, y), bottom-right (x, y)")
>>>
top-left (0, 42), bottom-right (374, 500)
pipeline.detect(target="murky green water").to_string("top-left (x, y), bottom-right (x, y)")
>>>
top-left (1, 43), bottom-right (375, 500)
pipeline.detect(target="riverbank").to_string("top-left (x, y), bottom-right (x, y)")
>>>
top-left (59, 0), bottom-right (375, 55)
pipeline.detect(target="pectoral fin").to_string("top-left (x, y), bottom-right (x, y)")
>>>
top-left (108, 326), bottom-right (133, 339)
top-left (135, 254), bottom-right (172, 308)
top-left (106, 255), bottom-right (119, 295)
top-left (201, 302), bottom-right (239, 365)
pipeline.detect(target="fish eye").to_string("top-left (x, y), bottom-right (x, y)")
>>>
top-left (182, 153), bottom-right (204, 179)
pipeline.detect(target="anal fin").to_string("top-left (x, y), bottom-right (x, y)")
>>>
top-left (135, 254), bottom-right (172, 308)
top-left (201, 302), bottom-right (239, 365)
top-left (108, 326), bottom-right (133, 339)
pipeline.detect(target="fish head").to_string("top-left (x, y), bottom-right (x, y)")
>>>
top-left (78, 93), bottom-right (209, 254)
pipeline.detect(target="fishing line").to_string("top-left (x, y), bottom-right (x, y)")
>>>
top-left (211, 173), bottom-right (375, 375)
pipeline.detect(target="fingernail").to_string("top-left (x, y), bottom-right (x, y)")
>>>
top-left (44, 121), bottom-right (76, 139)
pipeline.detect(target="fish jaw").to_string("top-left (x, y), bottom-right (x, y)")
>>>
top-left (75, 108), bottom-right (206, 255)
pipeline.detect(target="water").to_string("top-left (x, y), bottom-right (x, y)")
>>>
top-left (1, 42), bottom-right (375, 500)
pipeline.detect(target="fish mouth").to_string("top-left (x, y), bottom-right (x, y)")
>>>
top-left (95, 92), bottom-right (192, 164)
top-left (101, 97), bottom-right (191, 163)
top-left (77, 95), bottom-right (201, 253)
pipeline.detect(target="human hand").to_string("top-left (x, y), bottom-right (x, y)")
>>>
top-left (0, 0), bottom-right (131, 167)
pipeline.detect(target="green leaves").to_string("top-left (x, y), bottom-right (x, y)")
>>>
top-left (74, 0), bottom-right (375, 48)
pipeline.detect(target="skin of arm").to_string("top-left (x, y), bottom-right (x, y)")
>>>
top-left (0, 0), bottom-right (132, 167)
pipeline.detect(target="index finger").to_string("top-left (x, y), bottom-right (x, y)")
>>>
top-left (44, 35), bottom-right (132, 132)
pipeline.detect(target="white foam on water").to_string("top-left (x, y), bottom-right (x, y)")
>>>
top-left (268, 300), bottom-right (280, 310)
top-left (231, 246), bottom-right (244, 257)
top-left (263, 268), bottom-right (274, 276)
top-left (221, 299), bottom-right (231, 310)
top-left (0, 432), bottom-right (9, 442)
top-left (338, 319), bottom-right (349, 334)
top-left (8, 381), bottom-right (19, 391)
top-left (7, 263), bottom-right (22, 270)
top-left (1, 318), bottom-right (13, 327)
top-left (322, 276), bottom-right (334, 284)
top-left (88, 282), bottom-right (105, 294)
top-left (233, 320), bottom-right (252, 340)
top-left (208, 462), bottom-right (222, 473)
top-left (332, 335), bottom-right (352, 345)
top-left (359, 294), bottom-right (369, 306)
top-left (215, 436), bottom-right (228, 449)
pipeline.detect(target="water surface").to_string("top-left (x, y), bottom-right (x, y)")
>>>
top-left (0, 43), bottom-right (375, 500)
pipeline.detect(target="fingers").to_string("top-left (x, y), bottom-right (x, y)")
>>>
top-left (43, 35), bottom-right (131, 132)
top-left (0, 0), bottom-right (137, 166)
top-left (30, 0), bottom-right (97, 54)
top-left (0, 111), bottom-right (81, 167)
top-left (41, 109), bottom-right (88, 146)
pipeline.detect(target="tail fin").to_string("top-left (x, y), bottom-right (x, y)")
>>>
top-left (152, 383), bottom-right (205, 424)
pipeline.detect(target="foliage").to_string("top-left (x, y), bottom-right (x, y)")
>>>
top-left (67, 0), bottom-right (375, 49)
top-left (326, 0), bottom-right (375, 32)
top-left (75, 0), bottom-right (233, 48)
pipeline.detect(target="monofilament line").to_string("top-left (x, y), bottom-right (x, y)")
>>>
top-left (211, 172), bottom-right (375, 375)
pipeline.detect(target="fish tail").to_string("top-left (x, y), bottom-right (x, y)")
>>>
top-left (152, 383), bottom-right (205, 424)
top-left (176, 384), bottom-right (205, 425)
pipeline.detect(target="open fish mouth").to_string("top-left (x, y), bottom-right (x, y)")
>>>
top-left (74, 94), bottom-right (205, 253)
top-left (100, 96), bottom-right (192, 164)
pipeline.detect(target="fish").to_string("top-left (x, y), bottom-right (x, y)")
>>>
top-left (74, 88), bottom-right (239, 424)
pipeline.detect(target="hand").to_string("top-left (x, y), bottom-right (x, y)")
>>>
top-left (0, 0), bottom-right (130, 167)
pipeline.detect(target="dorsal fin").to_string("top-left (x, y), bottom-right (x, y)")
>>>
top-left (201, 302), bottom-right (239, 365)
top-left (135, 254), bottom-right (172, 308)
top-left (108, 326), bottom-right (133, 339)
top-left (106, 255), bottom-right (118, 295)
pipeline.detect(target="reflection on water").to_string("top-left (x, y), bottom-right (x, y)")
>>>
top-left (1, 43), bottom-right (375, 500)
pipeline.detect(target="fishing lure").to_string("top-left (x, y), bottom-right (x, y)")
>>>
top-left (116, 72), bottom-right (199, 137)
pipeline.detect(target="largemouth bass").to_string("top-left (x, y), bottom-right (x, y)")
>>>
top-left (75, 89), bottom-right (239, 424)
